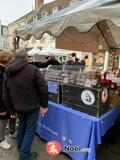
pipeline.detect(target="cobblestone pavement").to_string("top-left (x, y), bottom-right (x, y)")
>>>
top-left (0, 131), bottom-right (120, 160)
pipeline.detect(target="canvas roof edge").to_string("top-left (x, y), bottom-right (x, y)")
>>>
top-left (15, 1), bottom-right (120, 51)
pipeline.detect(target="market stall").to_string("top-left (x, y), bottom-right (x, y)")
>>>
top-left (15, 1), bottom-right (120, 160)
top-left (16, 0), bottom-right (120, 68)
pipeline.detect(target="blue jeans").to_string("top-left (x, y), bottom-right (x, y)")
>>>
top-left (17, 111), bottom-right (38, 159)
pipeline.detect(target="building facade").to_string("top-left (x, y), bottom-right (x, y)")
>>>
top-left (8, 0), bottom-right (81, 50)
top-left (8, 10), bottom-right (36, 49)
top-left (25, 0), bottom-right (71, 50)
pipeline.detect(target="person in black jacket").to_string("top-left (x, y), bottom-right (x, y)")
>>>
top-left (64, 52), bottom-right (80, 70)
top-left (0, 51), bottom-right (14, 149)
top-left (38, 54), bottom-right (61, 68)
top-left (3, 48), bottom-right (48, 160)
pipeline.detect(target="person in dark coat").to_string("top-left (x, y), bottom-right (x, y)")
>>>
top-left (3, 48), bottom-right (48, 160)
top-left (0, 51), bottom-right (14, 149)
top-left (64, 52), bottom-right (81, 70)
top-left (38, 54), bottom-right (61, 68)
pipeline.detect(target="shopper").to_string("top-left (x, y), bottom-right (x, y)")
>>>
top-left (64, 52), bottom-right (81, 70)
top-left (38, 53), bottom-right (61, 68)
top-left (84, 55), bottom-right (88, 66)
top-left (65, 52), bottom-right (76, 65)
top-left (3, 48), bottom-right (48, 160)
top-left (0, 50), bottom-right (14, 149)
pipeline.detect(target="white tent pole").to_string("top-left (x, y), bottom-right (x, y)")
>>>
top-left (103, 51), bottom-right (109, 71)
top-left (88, 52), bottom-right (93, 68)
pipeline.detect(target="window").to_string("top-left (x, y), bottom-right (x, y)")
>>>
top-left (41, 11), bottom-right (50, 18)
top-left (33, 16), bottom-right (37, 21)
top-left (3, 27), bottom-right (8, 35)
top-left (52, 7), bottom-right (58, 14)
top-left (70, 0), bottom-right (80, 5)
top-left (37, 13), bottom-right (41, 20)
top-left (52, 6), bottom-right (63, 14)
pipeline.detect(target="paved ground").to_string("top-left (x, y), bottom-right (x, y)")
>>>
top-left (96, 136), bottom-right (120, 160)
top-left (0, 134), bottom-right (70, 160)
top-left (0, 127), bottom-right (120, 160)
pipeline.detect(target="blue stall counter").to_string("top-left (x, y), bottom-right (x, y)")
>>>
top-left (36, 101), bottom-right (120, 160)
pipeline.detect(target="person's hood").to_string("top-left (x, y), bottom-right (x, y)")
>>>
top-left (5, 58), bottom-right (28, 76)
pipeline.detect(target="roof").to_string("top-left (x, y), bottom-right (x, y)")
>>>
top-left (32, 0), bottom-right (70, 25)
top-left (39, 0), bottom-right (70, 12)
top-left (9, 10), bottom-right (36, 25)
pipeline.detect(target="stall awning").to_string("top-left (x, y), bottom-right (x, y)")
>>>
top-left (16, 1), bottom-right (120, 40)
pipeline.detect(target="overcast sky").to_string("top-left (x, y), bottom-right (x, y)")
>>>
top-left (0, 0), bottom-right (54, 25)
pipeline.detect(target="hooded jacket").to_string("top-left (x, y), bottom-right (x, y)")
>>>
top-left (0, 65), bottom-right (9, 119)
top-left (3, 58), bottom-right (48, 114)
top-left (38, 59), bottom-right (61, 68)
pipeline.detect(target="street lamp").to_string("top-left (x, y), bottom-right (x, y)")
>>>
top-left (12, 30), bottom-right (20, 50)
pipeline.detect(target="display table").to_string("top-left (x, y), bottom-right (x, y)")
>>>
top-left (36, 101), bottom-right (120, 160)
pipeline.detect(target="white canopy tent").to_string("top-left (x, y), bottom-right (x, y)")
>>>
top-left (40, 48), bottom-right (69, 56)
top-left (28, 45), bottom-right (70, 56)
top-left (16, 0), bottom-right (120, 50)
top-left (28, 47), bottom-right (41, 56)
top-left (28, 43), bottom-right (83, 57)
top-left (40, 44), bottom-right (80, 56)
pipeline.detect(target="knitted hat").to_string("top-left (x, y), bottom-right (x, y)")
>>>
top-left (15, 48), bottom-right (28, 58)
top-left (71, 52), bottom-right (76, 57)
top-left (0, 50), bottom-right (14, 65)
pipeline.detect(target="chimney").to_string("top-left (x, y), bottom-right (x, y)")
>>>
top-left (35, 0), bottom-right (44, 11)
